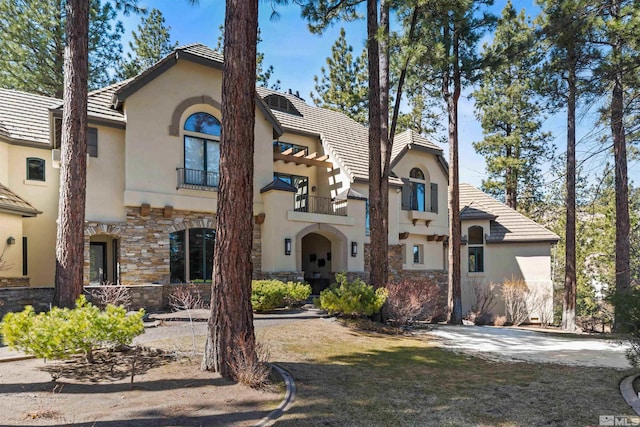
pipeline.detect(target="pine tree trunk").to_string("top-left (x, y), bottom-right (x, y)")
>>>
top-left (562, 62), bottom-right (577, 331)
top-left (367, 0), bottom-right (385, 288)
top-left (446, 20), bottom-right (462, 325)
top-left (201, 0), bottom-right (258, 379)
top-left (610, 2), bottom-right (630, 330)
top-left (54, 0), bottom-right (89, 308)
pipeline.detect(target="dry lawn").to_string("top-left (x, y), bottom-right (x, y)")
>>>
top-left (258, 318), bottom-right (632, 427)
top-left (130, 318), bottom-right (634, 426)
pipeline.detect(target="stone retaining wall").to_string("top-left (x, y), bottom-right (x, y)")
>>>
top-left (0, 287), bottom-right (54, 319)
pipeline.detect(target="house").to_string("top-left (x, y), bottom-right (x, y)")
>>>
top-left (0, 43), bottom-right (558, 322)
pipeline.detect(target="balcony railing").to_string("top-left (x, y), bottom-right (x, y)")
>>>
top-left (177, 168), bottom-right (219, 191)
top-left (293, 195), bottom-right (347, 216)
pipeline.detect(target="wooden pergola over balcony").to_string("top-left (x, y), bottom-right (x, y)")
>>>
top-left (273, 147), bottom-right (333, 168)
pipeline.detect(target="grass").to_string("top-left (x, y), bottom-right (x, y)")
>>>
top-left (145, 318), bottom-right (635, 426)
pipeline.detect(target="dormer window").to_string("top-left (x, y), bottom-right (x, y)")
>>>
top-left (264, 94), bottom-right (302, 116)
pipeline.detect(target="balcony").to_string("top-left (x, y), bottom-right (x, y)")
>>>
top-left (177, 168), bottom-right (219, 191)
top-left (294, 195), bottom-right (347, 216)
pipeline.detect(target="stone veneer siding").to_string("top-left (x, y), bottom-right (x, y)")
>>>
top-left (84, 207), bottom-right (264, 285)
top-left (0, 287), bottom-right (54, 319)
top-left (0, 277), bottom-right (30, 288)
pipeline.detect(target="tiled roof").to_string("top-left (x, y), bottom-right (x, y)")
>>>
top-left (178, 43), bottom-right (224, 63)
top-left (391, 129), bottom-right (443, 163)
top-left (0, 88), bottom-right (59, 145)
top-left (459, 183), bottom-right (559, 243)
top-left (49, 80), bottom-right (130, 125)
top-left (0, 183), bottom-right (40, 217)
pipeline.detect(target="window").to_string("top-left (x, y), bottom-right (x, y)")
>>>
top-left (52, 118), bottom-right (98, 157)
top-left (264, 94), bottom-right (302, 116)
top-left (365, 199), bottom-right (370, 236)
top-left (26, 158), bottom-right (45, 181)
top-left (170, 228), bottom-right (215, 283)
top-left (402, 168), bottom-right (426, 211)
top-left (87, 127), bottom-right (98, 157)
top-left (413, 244), bottom-right (423, 264)
top-left (183, 112), bottom-right (221, 187)
top-left (468, 226), bottom-right (484, 273)
top-left (273, 140), bottom-right (309, 156)
top-left (275, 172), bottom-right (309, 211)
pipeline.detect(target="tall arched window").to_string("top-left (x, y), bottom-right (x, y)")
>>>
top-left (468, 225), bottom-right (484, 273)
top-left (408, 167), bottom-right (426, 211)
top-left (183, 112), bottom-right (221, 188)
top-left (170, 227), bottom-right (215, 283)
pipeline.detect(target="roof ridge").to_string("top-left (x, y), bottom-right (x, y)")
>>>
top-left (88, 79), bottom-right (133, 97)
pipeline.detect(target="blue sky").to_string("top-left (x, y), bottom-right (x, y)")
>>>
top-left (119, 0), bottom-right (638, 190)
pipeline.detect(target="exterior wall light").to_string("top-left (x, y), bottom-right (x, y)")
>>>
top-left (6, 237), bottom-right (15, 245)
top-left (351, 241), bottom-right (358, 257)
top-left (284, 238), bottom-right (292, 256)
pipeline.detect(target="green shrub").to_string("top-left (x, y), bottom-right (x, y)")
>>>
top-left (251, 280), bottom-right (312, 312)
top-left (317, 273), bottom-right (388, 317)
top-left (0, 295), bottom-right (144, 363)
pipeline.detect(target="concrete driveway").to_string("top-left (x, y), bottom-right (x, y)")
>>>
top-left (426, 325), bottom-right (631, 369)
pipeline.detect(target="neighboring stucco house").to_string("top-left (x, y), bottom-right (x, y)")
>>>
top-left (0, 43), bottom-right (558, 322)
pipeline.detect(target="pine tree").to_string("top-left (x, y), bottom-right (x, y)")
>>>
top-left (473, 2), bottom-right (552, 213)
top-left (117, 8), bottom-right (178, 79)
top-left (0, 0), bottom-right (128, 98)
top-left (538, 0), bottom-right (598, 331)
top-left (310, 28), bottom-right (368, 125)
top-left (201, 0), bottom-right (259, 380)
top-left (216, 25), bottom-right (280, 90)
top-left (399, 0), bottom-right (495, 324)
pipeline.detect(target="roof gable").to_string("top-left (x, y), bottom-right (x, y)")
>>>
top-left (459, 183), bottom-right (559, 243)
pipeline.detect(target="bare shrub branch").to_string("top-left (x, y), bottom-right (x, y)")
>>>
top-left (466, 280), bottom-right (500, 325)
top-left (383, 279), bottom-right (440, 326)
top-left (90, 282), bottom-right (131, 309)
top-left (168, 284), bottom-right (205, 311)
top-left (503, 278), bottom-right (530, 326)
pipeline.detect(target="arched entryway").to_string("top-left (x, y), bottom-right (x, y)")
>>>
top-left (296, 224), bottom-right (348, 294)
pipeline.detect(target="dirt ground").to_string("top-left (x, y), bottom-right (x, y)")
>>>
top-left (0, 348), bottom-right (282, 426)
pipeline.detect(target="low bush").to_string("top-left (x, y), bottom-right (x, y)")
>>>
top-left (610, 288), bottom-right (640, 367)
top-left (465, 281), bottom-right (500, 326)
top-left (382, 279), bottom-right (440, 326)
top-left (503, 278), bottom-right (530, 326)
top-left (169, 284), bottom-right (206, 311)
top-left (89, 281), bottom-right (131, 309)
top-left (0, 296), bottom-right (144, 363)
top-left (251, 280), bottom-right (311, 312)
top-left (316, 273), bottom-right (387, 318)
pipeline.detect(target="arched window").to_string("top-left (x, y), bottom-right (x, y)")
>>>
top-left (468, 225), bottom-right (484, 273)
top-left (408, 167), bottom-right (426, 211)
top-left (183, 112), bottom-right (221, 188)
top-left (26, 158), bottom-right (45, 181)
top-left (170, 228), bottom-right (215, 283)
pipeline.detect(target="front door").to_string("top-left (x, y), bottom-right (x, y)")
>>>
top-left (90, 242), bottom-right (107, 284)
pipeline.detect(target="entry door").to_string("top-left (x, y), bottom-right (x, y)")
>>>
top-left (90, 242), bottom-right (107, 284)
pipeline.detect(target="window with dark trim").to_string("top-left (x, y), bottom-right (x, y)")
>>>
top-left (275, 172), bottom-right (309, 211)
top-left (170, 228), bottom-right (215, 283)
top-left (273, 140), bottom-right (309, 156)
top-left (22, 237), bottom-right (27, 276)
top-left (26, 158), bottom-right (45, 181)
top-left (183, 112), bottom-right (221, 188)
top-left (401, 168), bottom-right (426, 211)
top-left (87, 127), bottom-right (98, 157)
top-left (468, 226), bottom-right (484, 273)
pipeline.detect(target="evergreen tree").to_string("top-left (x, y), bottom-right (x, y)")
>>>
top-left (216, 25), bottom-right (280, 90)
top-left (0, 0), bottom-right (128, 98)
top-left (117, 8), bottom-right (178, 79)
top-left (201, 0), bottom-right (259, 380)
top-left (310, 28), bottom-right (368, 125)
top-left (473, 1), bottom-right (552, 213)
top-left (537, 0), bottom-right (598, 331)
top-left (399, 0), bottom-right (495, 324)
